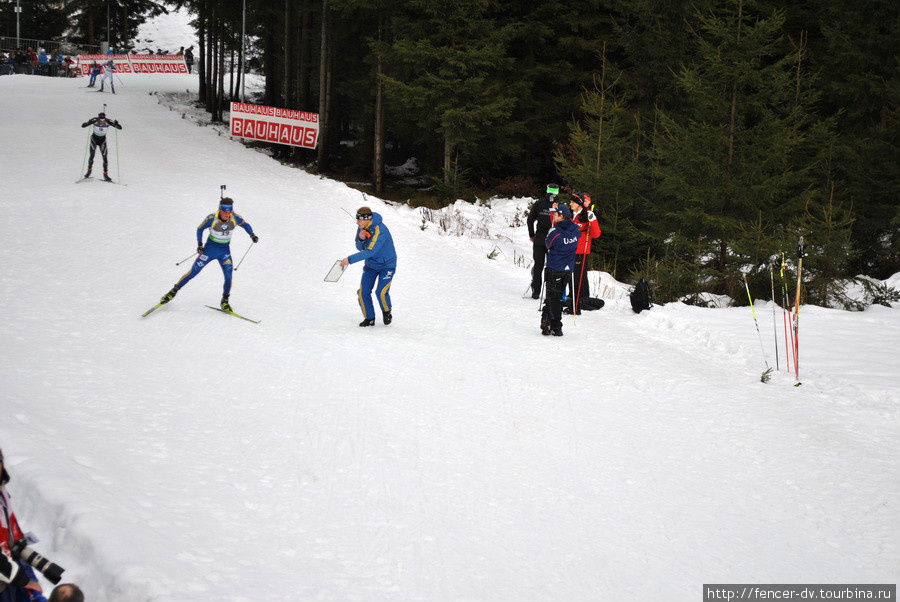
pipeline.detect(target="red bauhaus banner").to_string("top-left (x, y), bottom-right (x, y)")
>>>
top-left (76, 54), bottom-right (132, 76)
top-left (75, 54), bottom-right (187, 76)
top-left (229, 102), bottom-right (319, 149)
top-left (129, 54), bottom-right (188, 74)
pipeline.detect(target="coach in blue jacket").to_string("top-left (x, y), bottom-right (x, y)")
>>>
top-left (340, 207), bottom-right (397, 327)
top-left (541, 204), bottom-right (580, 337)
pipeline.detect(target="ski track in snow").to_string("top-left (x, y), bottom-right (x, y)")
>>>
top-left (1, 74), bottom-right (898, 601)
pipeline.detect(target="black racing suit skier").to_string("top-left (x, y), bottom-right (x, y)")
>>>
top-left (81, 113), bottom-right (122, 181)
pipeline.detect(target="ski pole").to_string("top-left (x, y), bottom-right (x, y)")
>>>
top-left (115, 127), bottom-right (121, 183)
top-left (575, 252), bottom-right (588, 315)
top-left (176, 251), bottom-right (198, 266)
top-left (743, 273), bottom-right (770, 369)
top-left (792, 237), bottom-right (805, 384)
top-left (770, 261), bottom-right (779, 370)
top-left (234, 242), bottom-right (254, 271)
top-left (537, 268), bottom-right (546, 313)
top-left (571, 272), bottom-right (577, 326)
top-left (780, 252), bottom-right (794, 372)
top-left (80, 134), bottom-right (91, 177)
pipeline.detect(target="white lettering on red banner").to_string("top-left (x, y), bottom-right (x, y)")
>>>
top-left (229, 102), bottom-right (320, 149)
top-left (75, 54), bottom-right (188, 76)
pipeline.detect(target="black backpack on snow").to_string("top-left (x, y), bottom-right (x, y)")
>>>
top-left (629, 278), bottom-right (653, 313)
top-left (579, 297), bottom-right (605, 311)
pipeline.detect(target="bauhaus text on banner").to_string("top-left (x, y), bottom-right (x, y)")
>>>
top-left (75, 54), bottom-right (188, 76)
top-left (229, 102), bottom-right (320, 149)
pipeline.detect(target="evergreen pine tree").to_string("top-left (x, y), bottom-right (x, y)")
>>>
top-left (653, 0), bottom-right (824, 296)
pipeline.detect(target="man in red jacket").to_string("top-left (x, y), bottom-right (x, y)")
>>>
top-left (566, 191), bottom-right (601, 314)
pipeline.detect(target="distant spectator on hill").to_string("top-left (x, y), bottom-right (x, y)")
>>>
top-left (48, 584), bottom-right (83, 602)
top-left (26, 48), bottom-right (38, 74)
top-left (184, 46), bottom-right (194, 73)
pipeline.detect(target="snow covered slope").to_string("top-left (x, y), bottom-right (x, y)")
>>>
top-left (0, 74), bottom-right (897, 601)
top-left (134, 5), bottom-right (198, 54)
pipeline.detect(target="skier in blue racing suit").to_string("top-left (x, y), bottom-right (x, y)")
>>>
top-left (158, 197), bottom-right (258, 311)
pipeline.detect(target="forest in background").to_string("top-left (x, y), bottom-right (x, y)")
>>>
top-left (4, 0), bottom-right (897, 303)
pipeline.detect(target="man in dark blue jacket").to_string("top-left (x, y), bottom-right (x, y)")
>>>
top-left (340, 207), bottom-right (397, 326)
top-left (541, 205), bottom-right (579, 336)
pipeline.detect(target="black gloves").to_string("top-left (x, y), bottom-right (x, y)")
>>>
top-left (250, 234), bottom-right (259, 243)
top-left (197, 244), bottom-right (204, 254)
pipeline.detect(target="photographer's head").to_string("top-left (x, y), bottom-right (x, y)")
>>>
top-left (356, 206), bottom-right (373, 228)
top-left (49, 583), bottom-right (84, 602)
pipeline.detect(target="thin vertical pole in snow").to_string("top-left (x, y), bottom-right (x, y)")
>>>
top-left (80, 134), bottom-right (90, 177)
top-left (240, 0), bottom-right (246, 103)
top-left (571, 271), bottom-right (577, 326)
top-left (792, 237), bottom-right (805, 384)
top-left (780, 252), bottom-right (794, 372)
top-left (770, 261), bottom-right (779, 370)
top-left (114, 127), bottom-right (120, 183)
top-left (743, 273), bottom-right (770, 370)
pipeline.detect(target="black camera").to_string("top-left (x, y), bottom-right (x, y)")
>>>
top-left (10, 539), bottom-right (64, 584)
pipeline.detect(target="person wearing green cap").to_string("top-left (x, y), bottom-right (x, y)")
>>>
top-left (526, 184), bottom-right (561, 298)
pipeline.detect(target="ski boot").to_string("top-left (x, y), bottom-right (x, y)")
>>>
top-left (383, 311), bottom-right (392, 325)
top-left (550, 327), bottom-right (564, 337)
top-left (160, 287), bottom-right (178, 305)
top-left (103, 172), bottom-right (112, 182)
top-left (541, 321), bottom-right (551, 336)
top-left (220, 294), bottom-right (232, 312)
top-left (359, 317), bottom-right (376, 327)
top-left (84, 169), bottom-right (92, 179)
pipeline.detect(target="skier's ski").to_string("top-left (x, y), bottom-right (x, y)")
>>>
top-left (204, 305), bottom-right (260, 324)
top-left (141, 302), bottom-right (165, 317)
top-left (75, 177), bottom-right (92, 183)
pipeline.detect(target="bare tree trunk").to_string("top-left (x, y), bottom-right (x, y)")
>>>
top-left (727, 0), bottom-right (743, 171)
top-left (443, 134), bottom-right (452, 183)
top-left (316, 0), bottom-right (329, 170)
top-left (205, 5), bottom-right (215, 112)
top-left (633, 110), bottom-right (641, 161)
top-left (217, 17), bottom-right (226, 122)
top-left (198, 7), bottom-right (206, 103)
top-left (209, 8), bottom-right (217, 115)
top-left (283, 0), bottom-right (293, 108)
top-left (298, 0), bottom-right (311, 109)
top-left (88, 11), bottom-right (95, 46)
top-left (794, 30), bottom-right (806, 107)
top-left (229, 45), bottom-right (235, 101)
top-left (595, 41), bottom-right (607, 175)
top-left (373, 18), bottom-right (385, 194)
